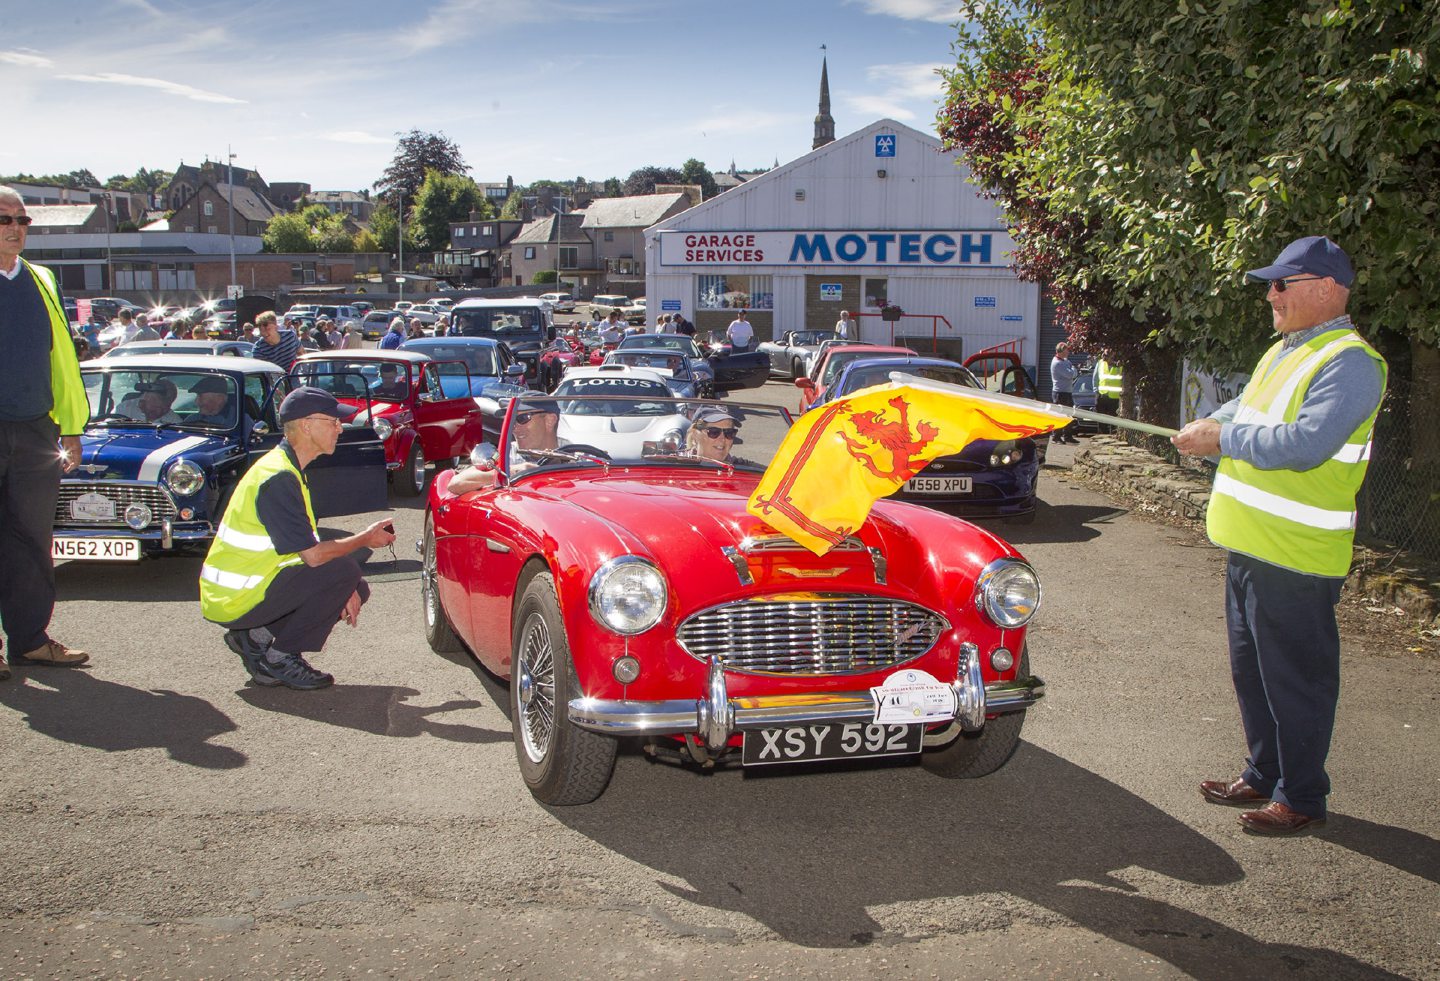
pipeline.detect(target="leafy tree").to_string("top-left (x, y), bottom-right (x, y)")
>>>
top-left (368, 202), bottom-right (415, 255)
top-left (299, 203), bottom-right (332, 227)
top-left (623, 166), bottom-right (683, 196)
top-left (353, 229), bottom-right (381, 253)
top-left (532, 269), bottom-right (558, 284)
top-left (602, 177), bottom-right (622, 197)
top-left (679, 158), bottom-right (719, 200)
top-left (313, 214), bottom-right (356, 253)
top-left (105, 174), bottom-right (129, 190)
top-left (413, 170), bottom-right (491, 249)
top-left (499, 190), bottom-right (524, 220)
top-left (262, 212), bottom-right (314, 253)
top-left (373, 129), bottom-right (468, 207)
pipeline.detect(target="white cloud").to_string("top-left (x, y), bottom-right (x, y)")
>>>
top-left (866, 61), bottom-right (946, 100)
top-left (55, 72), bottom-right (246, 105)
top-left (845, 96), bottom-right (916, 121)
top-left (849, 0), bottom-right (963, 23)
top-left (688, 110), bottom-right (800, 137)
top-left (322, 130), bottom-right (394, 146)
top-left (0, 49), bottom-right (54, 69)
top-left (390, 0), bottom-right (647, 55)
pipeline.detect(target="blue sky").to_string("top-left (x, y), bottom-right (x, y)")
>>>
top-left (3, 0), bottom-right (966, 193)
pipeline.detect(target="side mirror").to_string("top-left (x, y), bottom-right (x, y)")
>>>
top-left (504, 364), bottom-right (526, 378)
top-left (251, 421), bottom-right (271, 436)
top-left (417, 392), bottom-right (436, 403)
top-left (794, 378), bottom-right (813, 391)
top-left (474, 397), bottom-right (502, 415)
top-left (469, 443), bottom-right (499, 472)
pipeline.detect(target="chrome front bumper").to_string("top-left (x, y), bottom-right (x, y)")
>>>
top-left (568, 643), bottom-right (1044, 751)
top-left (53, 520), bottom-right (212, 551)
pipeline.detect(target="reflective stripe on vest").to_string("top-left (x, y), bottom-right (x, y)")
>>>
top-left (1206, 328), bottom-right (1386, 577)
top-left (1095, 359), bottom-right (1122, 397)
top-left (198, 446), bottom-right (314, 622)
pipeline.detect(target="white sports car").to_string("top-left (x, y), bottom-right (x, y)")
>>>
top-left (551, 365), bottom-right (690, 457)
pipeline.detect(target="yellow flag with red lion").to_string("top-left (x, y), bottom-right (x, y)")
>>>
top-left (748, 382), bottom-right (1073, 555)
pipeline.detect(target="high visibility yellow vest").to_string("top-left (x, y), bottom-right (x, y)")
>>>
top-left (22, 259), bottom-right (90, 435)
top-left (199, 446), bottom-right (315, 622)
top-left (1095, 358), bottom-right (1123, 398)
top-left (1207, 328), bottom-right (1386, 577)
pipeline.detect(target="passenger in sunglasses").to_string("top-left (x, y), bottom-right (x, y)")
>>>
top-left (0, 186), bottom-right (90, 675)
top-left (686, 405), bottom-right (751, 465)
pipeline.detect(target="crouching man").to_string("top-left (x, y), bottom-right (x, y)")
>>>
top-left (199, 387), bottom-right (396, 689)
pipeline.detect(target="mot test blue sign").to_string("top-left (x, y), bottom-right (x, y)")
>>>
top-left (875, 134), bottom-right (896, 157)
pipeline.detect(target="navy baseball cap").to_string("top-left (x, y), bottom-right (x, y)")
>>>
top-left (278, 386), bottom-right (359, 423)
top-left (1245, 236), bottom-right (1354, 287)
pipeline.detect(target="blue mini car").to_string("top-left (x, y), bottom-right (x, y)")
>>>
top-left (811, 355), bottom-right (1043, 524)
top-left (53, 354), bottom-right (388, 562)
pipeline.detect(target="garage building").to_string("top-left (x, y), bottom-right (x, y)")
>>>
top-left (645, 119), bottom-right (1044, 375)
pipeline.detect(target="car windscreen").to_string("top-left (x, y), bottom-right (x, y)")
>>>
top-left (453, 306), bottom-right (545, 336)
top-left (795, 330), bottom-right (838, 346)
top-left (608, 352), bottom-right (685, 374)
top-left (293, 360), bottom-right (409, 400)
top-left (83, 369), bottom-right (242, 430)
top-left (821, 350), bottom-right (882, 389)
top-left (618, 335), bottom-right (696, 357)
top-left (842, 363), bottom-right (980, 395)
top-left (409, 344), bottom-right (499, 376)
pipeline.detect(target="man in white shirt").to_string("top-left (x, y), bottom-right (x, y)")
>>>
top-left (835, 310), bottom-right (854, 341)
top-left (725, 309), bottom-right (754, 350)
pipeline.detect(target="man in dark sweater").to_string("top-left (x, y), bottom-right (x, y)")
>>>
top-left (0, 187), bottom-right (90, 678)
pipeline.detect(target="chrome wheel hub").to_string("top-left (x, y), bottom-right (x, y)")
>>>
top-left (516, 612), bottom-right (556, 764)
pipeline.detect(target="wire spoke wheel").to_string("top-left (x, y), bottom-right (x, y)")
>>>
top-left (516, 612), bottom-right (557, 763)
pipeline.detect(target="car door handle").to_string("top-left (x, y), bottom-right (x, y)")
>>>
top-left (436, 503), bottom-right (449, 515)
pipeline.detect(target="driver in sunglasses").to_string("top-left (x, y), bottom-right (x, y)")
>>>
top-left (686, 405), bottom-right (747, 464)
top-left (448, 403), bottom-right (561, 494)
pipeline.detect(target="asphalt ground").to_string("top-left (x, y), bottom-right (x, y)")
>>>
top-left (2, 378), bottom-right (1437, 979)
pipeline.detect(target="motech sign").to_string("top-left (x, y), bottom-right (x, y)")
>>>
top-left (656, 230), bottom-right (1014, 268)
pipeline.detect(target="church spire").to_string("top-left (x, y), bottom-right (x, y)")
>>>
top-left (813, 47), bottom-right (835, 149)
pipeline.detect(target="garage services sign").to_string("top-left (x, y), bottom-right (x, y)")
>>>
top-left (656, 230), bottom-right (1014, 269)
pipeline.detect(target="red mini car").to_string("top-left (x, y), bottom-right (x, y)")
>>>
top-left (795, 344), bottom-right (915, 412)
top-left (294, 349), bottom-right (484, 496)
top-left (422, 393), bottom-right (1045, 805)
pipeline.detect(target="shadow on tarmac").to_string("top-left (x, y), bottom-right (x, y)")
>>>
top-left (1326, 813), bottom-right (1440, 886)
top-left (237, 683), bottom-right (508, 745)
top-left (55, 555), bottom-right (203, 603)
top-left (551, 743), bottom-right (1403, 977)
top-left (0, 668), bottom-right (245, 769)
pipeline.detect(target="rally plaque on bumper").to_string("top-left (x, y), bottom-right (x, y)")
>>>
top-left (742, 722), bottom-right (923, 766)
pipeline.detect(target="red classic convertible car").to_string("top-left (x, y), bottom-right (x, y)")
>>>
top-left (423, 393), bottom-right (1044, 804)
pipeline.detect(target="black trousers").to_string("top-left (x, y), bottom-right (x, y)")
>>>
top-left (222, 554), bottom-right (371, 656)
top-left (1225, 552), bottom-right (1343, 818)
top-left (1051, 392), bottom-right (1077, 441)
top-left (0, 416), bottom-right (62, 655)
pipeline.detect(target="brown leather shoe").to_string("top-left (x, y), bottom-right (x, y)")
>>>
top-left (1239, 801), bottom-right (1327, 836)
top-left (13, 640), bottom-right (89, 668)
top-left (1200, 778), bottom-right (1268, 807)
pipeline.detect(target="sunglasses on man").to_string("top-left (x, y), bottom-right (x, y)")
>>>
top-left (0, 215), bottom-right (34, 226)
top-left (1272, 275), bottom-right (1323, 293)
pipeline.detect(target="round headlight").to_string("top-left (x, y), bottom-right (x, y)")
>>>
top-left (124, 503), bottom-right (152, 530)
top-left (371, 416), bottom-right (394, 441)
top-left (974, 559), bottom-right (1041, 628)
top-left (166, 459), bottom-right (205, 497)
top-left (588, 557), bottom-right (667, 635)
top-left (988, 440), bottom-right (1021, 467)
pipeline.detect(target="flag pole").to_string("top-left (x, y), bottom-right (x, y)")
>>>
top-left (887, 372), bottom-right (1180, 439)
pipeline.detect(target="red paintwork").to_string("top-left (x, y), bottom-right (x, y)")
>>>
top-left (427, 464), bottom-right (1029, 709)
top-left (299, 354), bottom-right (485, 466)
top-left (795, 345), bottom-right (915, 413)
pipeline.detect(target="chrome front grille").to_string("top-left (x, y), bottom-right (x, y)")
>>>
top-left (677, 593), bottom-right (948, 676)
top-left (55, 481), bottom-right (178, 527)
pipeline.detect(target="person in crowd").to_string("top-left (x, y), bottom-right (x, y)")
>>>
top-left (112, 307), bottom-right (136, 344)
top-left (339, 324), bottom-right (356, 349)
top-left (379, 317), bottom-right (405, 350)
top-left (81, 311), bottom-right (105, 351)
top-left (1049, 342), bottom-right (1080, 444)
top-left (72, 337), bottom-right (94, 362)
top-left (0, 188), bottom-right (90, 676)
top-left (726, 309), bottom-right (754, 350)
top-left (1173, 235), bottom-right (1387, 838)
top-left (190, 323), bottom-right (208, 340)
top-left (130, 313), bottom-right (160, 343)
top-left (447, 403), bottom-right (561, 494)
top-left (672, 314), bottom-right (695, 336)
top-left (325, 319), bottom-right (343, 350)
top-left (201, 387), bottom-right (396, 690)
top-left (251, 311), bottom-right (301, 370)
top-left (835, 310), bottom-right (855, 341)
top-left (434, 315), bottom-right (450, 337)
top-left (655, 314), bottom-right (671, 334)
top-left (600, 311), bottom-right (624, 345)
top-left (118, 378), bottom-right (181, 424)
top-left (190, 375), bottom-right (235, 426)
top-left (372, 363), bottom-right (408, 400)
top-left (408, 318), bottom-right (427, 340)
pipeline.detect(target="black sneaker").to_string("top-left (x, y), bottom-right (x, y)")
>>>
top-left (256, 653), bottom-right (334, 691)
top-left (224, 630), bottom-right (280, 687)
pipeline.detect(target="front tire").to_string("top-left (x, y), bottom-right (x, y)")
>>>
top-left (421, 516), bottom-right (463, 654)
top-left (510, 572), bottom-right (617, 805)
top-left (921, 648), bottom-right (1029, 778)
top-left (394, 442), bottom-right (426, 497)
